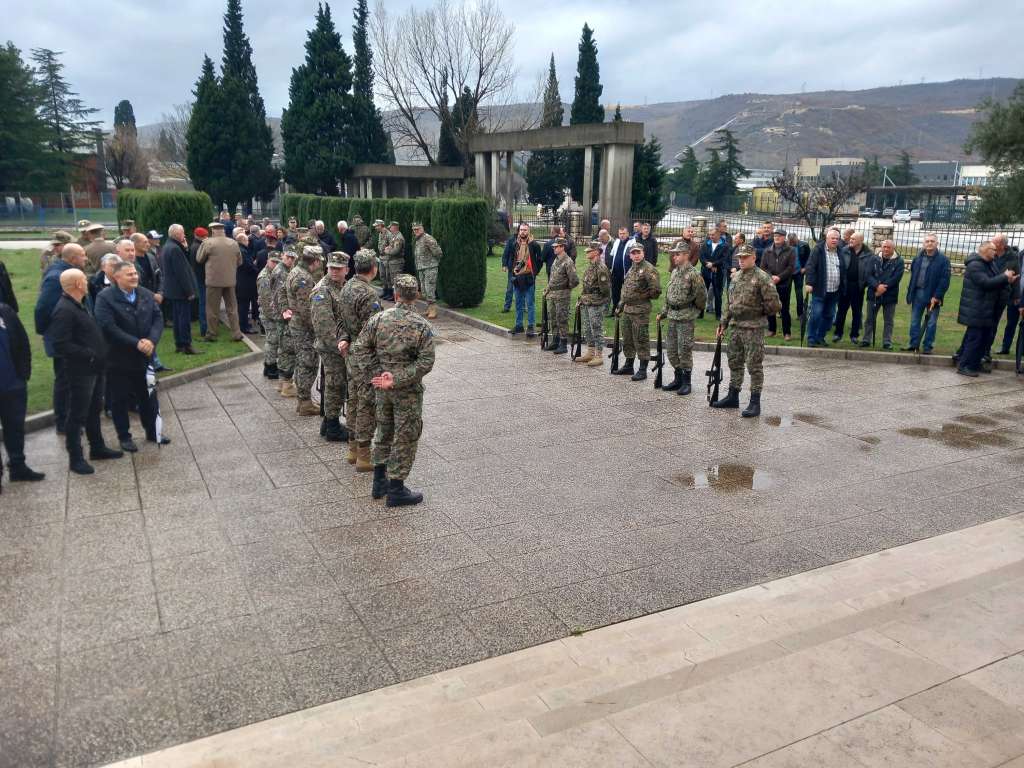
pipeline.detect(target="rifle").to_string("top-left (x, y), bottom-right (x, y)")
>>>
top-left (1016, 316), bottom-right (1024, 375)
top-left (318, 359), bottom-right (325, 418)
top-left (570, 303), bottom-right (582, 360)
top-left (870, 295), bottom-right (879, 348)
top-left (706, 333), bottom-right (723, 405)
top-left (609, 312), bottom-right (621, 373)
top-left (540, 297), bottom-right (549, 349)
top-left (799, 295), bottom-right (808, 347)
top-left (652, 317), bottom-right (665, 388)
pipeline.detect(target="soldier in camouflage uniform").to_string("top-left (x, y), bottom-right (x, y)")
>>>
top-left (351, 215), bottom-right (370, 248)
top-left (285, 245), bottom-right (323, 415)
top-left (576, 241), bottom-right (611, 367)
top-left (657, 241), bottom-right (706, 395)
top-left (40, 230), bottom-right (72, 272)
top-left (373, 220), bottom-right (394, 300)
top-left (256, 251), bottom-right (282, 380)
top-left (711, 243), bottom-right (782, 417)
top-left (543, 238), bottom-right (579, 355)
top-left (339, 249), bottom-right (383, 469)
top-left (614, 244), bottom-right (662, 381)
top-left (412, 222), bottom-right (442, 319)
top-left (310, 252), bottom-right (350, 442)
top-left (273, 250), bottom-right (297, 395)
top-left (384, 221), bottom-right (406, 300)
top-left (353, 273), bottom-right (435, 507)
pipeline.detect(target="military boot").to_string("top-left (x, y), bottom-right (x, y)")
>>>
top-left (266, 363), bottom-right (279, 380)
top-left (587, 347), bottom-right (603, 367)
top-left (663, 367), bottom-right (683, 391)
top-left (553, 336), bottom-right (568, 355)
top-left (543, 334), bottom-right (559, 351)
top-left (355, 444), bottom-right (373, 472)
top-left (613, 358), bottom-right (635, 375)
top-left (279, 379), bottom-right (297, 398)
top-left (711, 386), bottom-right (740, 408)
top-left (676, 370), bottom-right (692, 396)
top-left (297, 399), bottom-right (320, 416)
top-left (741, 392), bottom-right (761, 417)
top-left (68, 450), bottom-right (95, 476)
top-left (323, 418), bottom-right (346, 442)
top-left (385, 478), bottom-right (424, 508)
top-left (371, 465), bottom-right (388, 499)
top-left (262, 363), bottom-right (271, 378)
top-left (346, 439), bottom-right (357, 464)
top-left (630, 360), bottom-right (648, 381)
top-left (574, 347), bottom-right (594, 363)
top-left (426, 305), bottom-right (437, 320)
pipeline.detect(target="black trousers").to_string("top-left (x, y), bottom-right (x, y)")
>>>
top-left (994, 304), bottom-right (1020, 353)
top-left (960, 326), bottom-right (995, 372)
top-left (793, 272), bottom-right (805, 316)
top-left (52, 356), bottom-right (68, 429)
top-left (237, 294), bottom-right (258, 332)
top-left (610, 276), bottom-right (624, 310)
top-left (109, 368), bottom-right (156, 441)
top-left (834, 283), bottom-right (864, 340)
top-left (0, 385), bottom-right (27, 471)
top-left (65, 373), bottom-right (105, 458)
top-left (709, 269), bottom-right (724, 320)
top-left (767, 281), bottom-right (792, 336)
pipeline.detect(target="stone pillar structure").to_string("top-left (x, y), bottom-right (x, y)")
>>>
top-left (581, 145), bottom-right (594, 237)
top-left (505, 152), bottom-right (514, 213)
top-left (598, 143), bottom-right (635, 233)
top-left (490, 153), bottom-right (500, 200)
top-left (871, 224), bottom-right (893, 251)
top-left (692, 216), bottom-right (709, 241)
top-left (381, 178), bottom-right (388, 198)
top-left (475, 153), bottom-right (492, 199)
top-left (366, 178), bottom-right (373, 199)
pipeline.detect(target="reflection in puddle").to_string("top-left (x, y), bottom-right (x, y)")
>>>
top-left (764, 415), bottom-right (793, 427)
top-left (898, 423), bottom-right (1012, 449)
top-left (677, 464), bottom-right (774, 493)
top-left (793, 412), bottom-right (827, 427)
top-left (859, 436), bottom-right (881, 444)
top-left (955, 414), bottom-right (998, 427)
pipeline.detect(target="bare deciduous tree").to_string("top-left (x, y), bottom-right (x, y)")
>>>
top-left (370, 0), bottom-right (516, 164)
top-left (150, 102), bottom-right (192, 182)
top-left (769, 170), bottom-right (868, 241)
top-left (105, 128), bottom-right (150, 189)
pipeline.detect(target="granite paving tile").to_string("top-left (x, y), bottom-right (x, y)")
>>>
top-left (379, 615), bottom-right (489, 679)
top-left (157, 576), bottom-right (255, 631)
top-left (281, 636), bottom-right (397, 709)
top-left (162, 615), bottom-right (269, 678)
top-left (464, 595), bottom-right (569, 655)
top-left (348, 577), bottom-right (455, 631)
top-left (61, 591), bottom-right (162, 654)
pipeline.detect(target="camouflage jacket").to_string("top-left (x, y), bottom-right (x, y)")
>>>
top-left (310, 274), bottom-right (346, 355)
top-left (663, 264), bottom-right (706, 321)
top-left (722, 265), bottom-right (782, 329)
top-left (384, 232), bottom-right (405, 264)
top-left (619, 261), bottom-right (662, 315)
top-left (579, 260), bottom-right (611, 305)
top-left (353, 221), bottom-right (370, 247)
top-left (257, 265), bottom-right (276, 319)
top-left (351, 305), bottom-right (435, 393)
top-left (271, 262), bottom-right (291, 320)
top-left (285, 262), bottom-right (316, 330)
top-left (338, 275), bottom-right (382, 344)
top-left (546, 254), bottom-right (579, 298)
top-left (40, 247), bottom-right (60, 273)
top-left (375, 228), bottom-right (392, 254)
top-left (413, 233), bottom-right (442, 271)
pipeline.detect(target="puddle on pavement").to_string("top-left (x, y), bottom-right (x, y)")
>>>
top-left (675, 464), bottom-right (775, 493)
top-left (445, 333), bottom-right (473, 342)
top-left (898, 423), bottom-right (1012, 450)
top-left (858, 436), bottom-right (881, 444)
top-left (955, 414), bottom-right (999, 427)
top-left (764, 415), bottom-right (792, 427)
top-left (793, 412), bottom-right (828, 427)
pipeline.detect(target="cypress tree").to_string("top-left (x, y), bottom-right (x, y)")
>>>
top-left (667, 145), bottom-right (700, 202)
top-left (711, 128), bottom-right (749, 189)
top-left (437, 87), bottom-right (462, 167)
top-left (631, 136), bottom-right (667, 220)
top-left (350, 0), bottom-right (390, 164)
top-left (282, 3), bottom-right (355, 194)
top-left (568, 24), bottom-right (604, 200)
top-left (525, 55), bottom-right (567, 206)
top-left (113, 100), bottom-right (137, 137)
top-left (0, 42), bottom-right (55, 190)
top-left (185, 55), bottom-right (228, 208)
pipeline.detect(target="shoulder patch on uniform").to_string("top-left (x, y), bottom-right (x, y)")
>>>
top-left (372, 302), bottom-right (382, 311)
top-left (312, 294), bottom-right (323, 301)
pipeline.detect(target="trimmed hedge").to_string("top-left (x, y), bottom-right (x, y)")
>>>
top-left (413, 198), bottom-right (433, 236)
top-left (281, 193), bottom-right (301, 223)
top-left (433, 198), bottom-right (488, 308)
top-left (347, 198), bottom-right (371, 225)
top-left (308, 196), bottom-right (326, 224)
top-left (116, 189), bottom-right (146, 228)
top-left (386, 199), bottom-right (417, 274)
top-left (370, 198), bottom-right (389, 228)
top-left (322, 197), bottom-right (347, 234)
top-left (133, 191), bottom-right (215, 242)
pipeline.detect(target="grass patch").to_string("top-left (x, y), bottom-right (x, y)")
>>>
top-left (2, 248), bottom-right (250, 415)
top-left (450, 247), bottom-right (981, 358)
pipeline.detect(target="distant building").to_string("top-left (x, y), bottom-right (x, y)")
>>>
top-left (958, 164), bottom-right (994, 187)
top-left (737, 169), bottom-right (782, 191)
top-left (910, 160), bottom-right (958, 186)
top-left (795, 157), bottom-right (864, 181)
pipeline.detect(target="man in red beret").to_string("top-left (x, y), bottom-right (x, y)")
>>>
top-left (190, 227), bottom-right (209, 337)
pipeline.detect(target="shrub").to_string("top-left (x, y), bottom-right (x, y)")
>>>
top-left (321, 197), bottom-right (348, 239)
top-left (370, 198), bottom-right (389, 227)
top-left (281, 193), bottom-right (301, 223)
top-left (433, 198), bottom-right (488, 308)
top-left (413, 198), bottom-right (433, 236)
top-left (116, 189), bottom-right (146, 229)
top-left (385, 199), bottom-right (417, 273)
top-left (347, 198), bottom-right (370, 225)
top-left (135, 191), bottom-right (215, 243)
top-left (306, 195), bottom-right (324, 224)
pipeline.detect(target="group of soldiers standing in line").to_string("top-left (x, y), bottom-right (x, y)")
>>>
top-left (256, 220), bottom-right (442, 506)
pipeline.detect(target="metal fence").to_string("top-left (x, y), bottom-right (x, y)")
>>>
top-left (1, 190), bottom-right (118, 228)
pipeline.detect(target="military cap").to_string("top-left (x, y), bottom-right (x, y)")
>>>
top-left (266, 250), bottom-right (282, 261)
top-left (629, 243), bottom-right (644, 253)
top-left (353, 249), bottom-right (377, 271)
top-left (85, 222), bottom-right (104, 233)
top-left (773, 228), bottom-right (787, 237)
top-left (735, 243), bottom-right (756, 259)
top-left (372, 219), bottom-right (385, 227)
top-left (121, 219), bottom-right (135, 227)
top-left (388, 220), bottom-right (400, 228)
top-left (411, 221), bottom-right (424, 228)
top-left (77, 219), bottom-right (92, 232)
top-left (302, 245), bottom-right (323, 259)
top-left (586, 240), bottom-right (602, 252)
top-left (282, 249), bottom-right (298, 260)
top-left (394, 274), bottom-right (419, 297)
top-left (327, 251), bottom-right (348, 268)
top-left (669, 240), bottom-right (691, 254)
top-left (552, 237), bottom-right (568, 248)
top-left (351, 214), bottom-right (364, 223)
top-left (51, 230), bottom-right (72, 245)
top-left (209, 221), bottom-right (225, 229)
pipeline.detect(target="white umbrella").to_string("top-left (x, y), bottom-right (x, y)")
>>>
top-left (146, 363), bottom-right (163, 445)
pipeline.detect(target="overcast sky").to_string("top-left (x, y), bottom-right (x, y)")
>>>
top-left (7, 0), bottom-right (1021, 126)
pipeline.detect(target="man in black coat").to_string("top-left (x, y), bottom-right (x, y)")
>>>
top-left (94, 261), bottom-right (169, 452)
top-left (49, 269), bottom-right (123, 474)
top-left (160, 224), bottom-right (199, 354)
top-left (0, 257), bottom-right (17, 311)
top-left (833, 232), bottom-right (873, 343)
top-left (234, 232), bottom-right (260, 333)
top-left (860, 240), bottom-right (903, 349)
top-left (190, 227), bottom-right (209, 337)
top-left (992, 233), bottom-right (1022, 355)
top-left (956, 242), bottom-right (1018, 377)
top-left (804, 228), bottom-right (847, 347)
top-left (336, 221), bottom-right (359, 265)
top-left (0, 301), bottom-right (45, 491)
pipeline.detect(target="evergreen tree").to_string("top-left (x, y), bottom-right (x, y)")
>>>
top-left (0, 42), bottom-right (55, 190)
top-left (281, 3), bottom-right (355, 193)
top-left (631, 136), bottom-right (667, 219)
top-left (861, 155), bottom-right (884, 186)
top-left (350, 0), bottom-right (390, 164)
top-left (889, 150), bottom-right (918, 186)
top-left (568, 24), bottom-right (604, 200)
top-left (525, 54), bottom-right (567, 206)
top-left (966, 82), bottom-right (1024, 224)
top-left (711, 128), bottom-right (748, 188)
top-left (113, 99), bottom-right (137, 137)
top-left (666, 146), bottom-right (700, 202)
top-left (31, 48), bottom-right (100, 184)
top-left (436, 86), bottom-right (461, 167)
top-left (185, 55), bottom-right (227, 207)
top-left (156, 128), bottom-right (176, 162)
top-left (694, 149), bottom-right (732, 209)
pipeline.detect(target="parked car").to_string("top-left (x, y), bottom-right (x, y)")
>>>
top-left (892, 209), bottom-right (912, 223)
top-left (859, 207), bottom-right (879, 218)
top-left (882, 207), bottom-right (895, 217)
top-left (909, 209), bottom-right (924, 221)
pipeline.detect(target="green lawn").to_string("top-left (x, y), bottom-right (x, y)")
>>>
top-left (453, 248), bottom-right (983, 358)
top-left (2, 248), bottom-right (251, 414)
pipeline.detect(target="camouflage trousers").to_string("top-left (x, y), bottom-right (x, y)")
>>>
top-left (387, 259), bottom-right (405, 290)
top-left (727, 326), bottom-right (766, 393)
top-left (417, 267), bottom-right (438, 303)
top-left (278, 322), bottom-right (296, 376)
top-left (291, 325), bottom-right (317, 400)
top-left (581, 304), bottom-right (605, 348)
top-left (546, 294), bottom-right (571, 337)
top-left (667, 318), bottom-right (695, 371)
top-left (621, 311), bottom-right (650, 361)
top-left (371, 386), bottom-right (424, 481)
top-left (263, 319), bottom-right (282, 366)
top-left (320, 353), bottom-right (347, 420)
top-left (346, 366), bottom-right (376, 443)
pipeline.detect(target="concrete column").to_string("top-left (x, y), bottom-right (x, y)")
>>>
top-left (692, 216), bottom-right (709, 241)
top-left (505, 152), bottom-right (515, 212)
top-left (582, 145), bottom-right (594, 237)
top-left (871, 224), bottom-right (893, 251)
top-left (366, 178), bottom-right (373, 200)
top-left (475, 153), bottom-right (491, 198)
top-left (490, 152), bottom-right (500, 200)
top-left (597, 145), bottom-right (613, 226)
top-left (433, 181), bottom-right (439, 196)
top-left (601, 143), bottom-right (635, 234)
top-left (381, 178), bottom-right (388, 198)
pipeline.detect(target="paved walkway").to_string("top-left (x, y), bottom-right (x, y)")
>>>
top-left (3, 315), bottom-right (1024, 767)
top-left (102, 513), bottom-right (1024, 767)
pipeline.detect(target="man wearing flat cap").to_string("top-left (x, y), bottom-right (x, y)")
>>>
top-left (759, 228), bottom-right (796, 340)
top-left (613, 243), bottom-right (661, 380)
top-left (310, 252), bottom-right (351, 441)
top-left (285, 245), bottom-right (323, 414)
top-left (196, 221), bottom-right (244, 341)
top-left (657, 240), bottom-right (706, 394)
top-left (40, 230), bottom-right (72, 273)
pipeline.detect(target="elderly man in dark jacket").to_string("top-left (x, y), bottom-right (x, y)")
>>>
top-left (860, 240), bottom-right (903, 348)
top-left (992, 234), bottom-right (1022, 355)
top-left (760, 229), bottom-right (796, 339)
top-left (904, 233), bottom-right (950, 354)
top-left (94, 261), bottom-right (168, 452)
top-left (0, 301), bottom-right (45, 490)
top-left (160, 224), bottom-right (199, 354)
top-left (956, 242), bottom-right (1018, 376)
top-left (803, 228), bottom-right (846, 347)
top-left (189, 227), bottom-right (209, 337)
top-left (49, 268), bottom-right (123, 473)
top-left (234, 232), bottom-right (261, 333)
top-left (833, 232), bottom-right (873, 344)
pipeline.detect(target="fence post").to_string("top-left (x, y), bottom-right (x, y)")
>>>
top-left (70, 185), bottom-right (77, 227)
top-left (692, 215), bottom-right (708, 241)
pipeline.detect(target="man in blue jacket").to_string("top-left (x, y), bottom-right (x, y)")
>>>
top-left (35, 242), bottom-right (89, 432)
top-left (94, 261), bottom-right (168, 452)
top-left (903, 233), bottom-right (950, 354)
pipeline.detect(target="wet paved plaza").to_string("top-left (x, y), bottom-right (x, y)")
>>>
top-left (4, 316), bottom-right (1024, 767)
